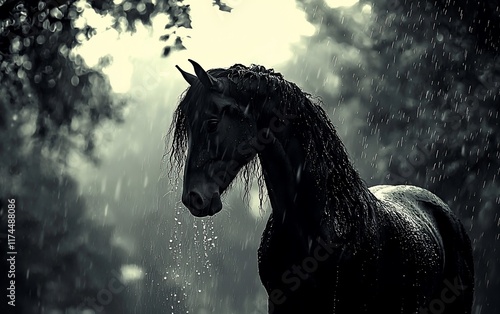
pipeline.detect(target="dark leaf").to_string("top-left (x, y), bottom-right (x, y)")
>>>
top-left (213, 0), bottom-right (232, 12)
top-left (165, 20), bottom-right (176, 29)
top-left (163, 46), bottom-right (171, 56)
top-left (174, 36), bottom-right (186, 50)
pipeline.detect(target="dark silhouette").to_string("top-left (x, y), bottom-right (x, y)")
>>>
top-left (168, 60), bottom-right (474, 313)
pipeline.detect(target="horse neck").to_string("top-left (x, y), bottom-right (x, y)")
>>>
top-left (255, 99), bottom-right (375, 241)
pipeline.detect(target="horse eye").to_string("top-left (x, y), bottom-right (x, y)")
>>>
top-left (206, 119), bottom-right (219, 133)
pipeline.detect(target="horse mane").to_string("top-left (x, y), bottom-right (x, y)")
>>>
top-left (167, 64), bottom-right (378, 243)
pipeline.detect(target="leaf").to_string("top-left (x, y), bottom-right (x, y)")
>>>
top-left (178, 17), bottom-right (192, 29)
top-left (165, 20), bottom-right (176, 29)
top-left (213, 0), bottom-right (232, 12)
top-left (174, 37), bottom-right (185, 50)
top-left (163, 46), bottom-right (171, 57)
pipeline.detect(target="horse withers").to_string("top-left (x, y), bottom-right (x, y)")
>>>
top-left (168, 60), bottom-right (474, 314)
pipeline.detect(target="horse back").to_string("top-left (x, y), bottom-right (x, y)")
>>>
top-left (370, 185), bottom-right (474, 314)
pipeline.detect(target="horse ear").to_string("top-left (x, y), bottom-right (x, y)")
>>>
top-left (188, 59), bottom-right (223, 92)
top-left (175, 65), bottom-right (198, 86)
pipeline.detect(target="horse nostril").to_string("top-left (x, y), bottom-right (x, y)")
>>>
top-left (187, 191), bottom-right (205, 210)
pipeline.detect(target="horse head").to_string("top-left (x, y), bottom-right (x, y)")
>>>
top-left (175, 60), bottom-right (257, 217)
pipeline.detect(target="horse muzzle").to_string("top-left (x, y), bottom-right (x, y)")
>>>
top-left (182, 190), bottom-right (222, 217)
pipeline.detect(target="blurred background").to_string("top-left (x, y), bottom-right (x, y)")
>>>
top-left (0, 0), bottom-right (498, 313)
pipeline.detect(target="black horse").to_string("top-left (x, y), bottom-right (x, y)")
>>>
top-left (168, 60), bottom-right (474, 314)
